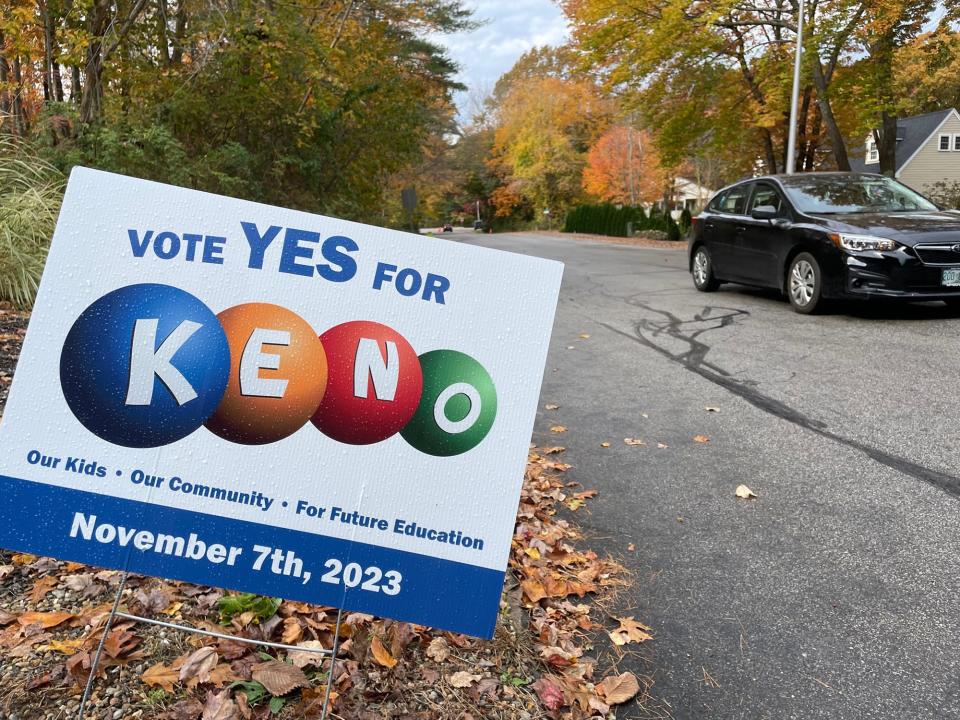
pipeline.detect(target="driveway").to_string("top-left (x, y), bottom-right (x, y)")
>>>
top-left (461, 231), bottom-right (960, 719)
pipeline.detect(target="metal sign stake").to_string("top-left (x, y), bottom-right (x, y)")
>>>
top-left (76, 576), bottom-right (343, 720)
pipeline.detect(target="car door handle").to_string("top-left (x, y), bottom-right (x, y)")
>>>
top-left (705, 222), bottom-right (716, 230)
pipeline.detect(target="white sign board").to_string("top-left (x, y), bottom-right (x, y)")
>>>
top-left (0, 168), bottom-right (562, 638)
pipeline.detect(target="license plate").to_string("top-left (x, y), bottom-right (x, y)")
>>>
top-left (943, 269), bottom-right (960, 286)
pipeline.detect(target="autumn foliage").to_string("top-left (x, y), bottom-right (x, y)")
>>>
top-left (582, 126), bottom-right (666, 205)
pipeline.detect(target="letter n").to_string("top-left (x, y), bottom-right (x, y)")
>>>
top-left (353, 338), bottom-right (398, 401)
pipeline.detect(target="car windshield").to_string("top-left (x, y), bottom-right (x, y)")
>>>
top-left (782, 176), bottom-right (938, 214)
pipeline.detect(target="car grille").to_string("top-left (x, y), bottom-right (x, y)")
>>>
top-left (913, 245), bottom-right (960, 265)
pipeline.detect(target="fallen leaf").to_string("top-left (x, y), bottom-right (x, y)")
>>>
top-left (541, 446), bottom-right (565, 454)
top-left (142, 661), bottom-right (180, 692)
top-left (43, 638), bottom-right (85, 654)
top-left (545, 404), bottom-right (560, 410)
top-left (287, 641), bottom-right (326, 669)
top-left (281, 616), bottom-right (302, 645)
top-left (370, 635), bottom-right (397, 668)
top-left (600, 441), bottom-right (610, 448)
top-left (206, 664), bottom-right (241, 687)
top-left (531, 676), bottom-right (565, 710)
top-left (102, 627), bottom-right (142, 660)
top-left (251, 660), bottom-right (309, 695)
top-left (426, 636), bottom-right (450, 662)
top-left (627, 543), bottom-right (636, 551)
top-left (624, 437), bottom-right (645, 446)
top-left (657, 442), bottom-right (669, 449)
top-left (579, 333), bottom-right (590, 339)
top-left (549, 425), bottom-right (567, 433)
top-left (521, 579), bottom-right (547, 603)
top-left (167, 698), bottom-right (204, 720)
top-left (735, 484), bottom-right (757, 499)
top-left (693, 435), bottom-right (710, 443)
top-left (448, 670), bottom-right (481, 688)
top-left (202, 689), bottom-right (238, 720)
top-left (599, 672), bottom-right (640, 704)
top-left (135, 587), bottom-right (171, 614)
top-left (28, 576), bottom-right (58, 604)
top-left (179, 646), bottom-right (218, 685)
top-left (0, 565), bottom-right (13, 579)
top-left (11, 553), bottom-right (36, 565)
top-left (705, 406), bottom-right (720, 412)
top-left (17, 612), bottom-right (74, 629)
top-left (608, 617), bottom-right (653, 646)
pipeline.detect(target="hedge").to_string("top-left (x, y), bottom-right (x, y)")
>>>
top-left (563, 203), bottom-right (682, 240)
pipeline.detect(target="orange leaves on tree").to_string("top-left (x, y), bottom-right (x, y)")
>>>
top-left (582, 126), bottom-right (666, 206)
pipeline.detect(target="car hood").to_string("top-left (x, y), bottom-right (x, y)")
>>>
top-left (811, 210), bottom-right (960, 246)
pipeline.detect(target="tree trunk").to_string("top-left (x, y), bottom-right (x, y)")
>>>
top-left (761, 129), bottom-right (777, 174)
top-left (793, 85), bottom-right (812, 173)
top-left (804, 103), bottom-right (822, 171)
top-left (39, 0), bottom-right (54, 101)
top-left (810, 59), bottom-right (850, 170)
top-left (0, 39), bottom-right (10, 136)
top-left (877, 112), bottom-right (898, 176)
top-left (71, 65), bottom-right (81, 103)
top-left (157, 0), bottom-right (171, 65)
top-left (79, 0), bottom-right (110, 124)
top-left (11, 55), bottom-right (26, 136)
top-left (171, 4), bottom-right (187, 65)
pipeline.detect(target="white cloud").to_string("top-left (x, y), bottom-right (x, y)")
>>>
top-left (432, 0), bottom-right (570, 119)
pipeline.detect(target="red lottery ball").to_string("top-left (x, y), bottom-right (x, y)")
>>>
top-left (311, 320), bottom-right (422, 444)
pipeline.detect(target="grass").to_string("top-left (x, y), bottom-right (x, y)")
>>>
top-left (0, 138), bottom-right (65, 309)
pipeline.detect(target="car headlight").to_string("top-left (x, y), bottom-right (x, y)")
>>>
top-left (829, 233), bottom-right (898, 252)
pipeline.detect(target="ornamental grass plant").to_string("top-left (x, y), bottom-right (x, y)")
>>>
top-left (0, 138), bottom-right (65, 309)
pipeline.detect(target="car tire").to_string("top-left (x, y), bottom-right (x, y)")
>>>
top-left (787, 252), bottom-right (824, 314)
top-left (692, 246), bottom-right (720, 292)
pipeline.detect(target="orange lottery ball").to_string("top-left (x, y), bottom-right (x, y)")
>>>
top-left (204, 303), bottom-right (327, 445)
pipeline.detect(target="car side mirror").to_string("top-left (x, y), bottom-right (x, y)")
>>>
top-left (751, 205), bottom-right (778, 220)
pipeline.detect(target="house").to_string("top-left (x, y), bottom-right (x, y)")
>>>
top-left (649, 177), bottom-right (714, 219)
top-left (849, 108), bottom-right (960, 192)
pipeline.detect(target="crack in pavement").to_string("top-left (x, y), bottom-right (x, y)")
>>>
top-left (601, 301), bottom-right (960, 499)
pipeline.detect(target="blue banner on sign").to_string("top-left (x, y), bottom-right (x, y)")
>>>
top-left (0, 475), bottom-right (503, 638)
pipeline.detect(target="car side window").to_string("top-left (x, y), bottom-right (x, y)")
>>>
top-left (749, 184), bottom-right (784, 215)
top-left (719, 184), bottom-right (750, 215)
top-left (707, 190), bottom-right (727, 212)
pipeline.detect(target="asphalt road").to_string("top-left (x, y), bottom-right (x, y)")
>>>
top-left (458, 229), bottom-right (960, 720)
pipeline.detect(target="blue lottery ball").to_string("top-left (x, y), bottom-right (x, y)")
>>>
top-left (60, 283), bottom-right (230, 448)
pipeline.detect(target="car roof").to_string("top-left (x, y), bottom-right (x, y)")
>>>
top-left (714, 171), bottom-right (887, 194)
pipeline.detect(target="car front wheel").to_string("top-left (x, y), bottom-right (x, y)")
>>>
top-left (787, 252), bottom-right (824, 314)
top-left (692, 246), bottom-right (720, 292)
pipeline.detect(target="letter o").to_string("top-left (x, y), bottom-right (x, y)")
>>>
top-left (434, 382), bottom-right (482, 434)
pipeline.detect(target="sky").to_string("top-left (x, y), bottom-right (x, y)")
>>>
top-left (436, 0), bottom-right (570, 122)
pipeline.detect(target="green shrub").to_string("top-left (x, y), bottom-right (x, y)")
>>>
top-left (563, 203), bottom-right (647, 237)
top-left (0, 140), bottom-right (66, 309)
top-left (679, 207), bottom-right (693, 235)
top-left (666, 213), bottom-right (681, 241)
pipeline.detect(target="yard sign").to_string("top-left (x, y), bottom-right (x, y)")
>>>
top-left (0, 168), bottom-right (562, 638)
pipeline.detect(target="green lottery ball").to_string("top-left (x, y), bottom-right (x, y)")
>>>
top-left (400, 349), bottom-right (497, 456)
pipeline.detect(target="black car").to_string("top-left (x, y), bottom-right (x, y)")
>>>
top-left (688, 172), bottom-right (960, 313)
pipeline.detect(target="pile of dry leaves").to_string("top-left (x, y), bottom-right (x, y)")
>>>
top-left (0, 308), bottom-right (653, 719)
top-left (0, 448), bottom-right (651, 719)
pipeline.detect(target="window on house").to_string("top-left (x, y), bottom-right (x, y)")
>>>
top-left (940, 134), bottom-right (951, 151)
top-left (954, 134), bottom-right (960, 151)
top-left (866, 138), bottom-right (879, 163)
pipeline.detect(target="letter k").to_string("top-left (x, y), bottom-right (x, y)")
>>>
top-left (125, 318), bottom-right (202, 406)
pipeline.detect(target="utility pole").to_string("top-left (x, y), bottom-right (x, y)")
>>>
top-left (785, 0), bottom-right (805, 174)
